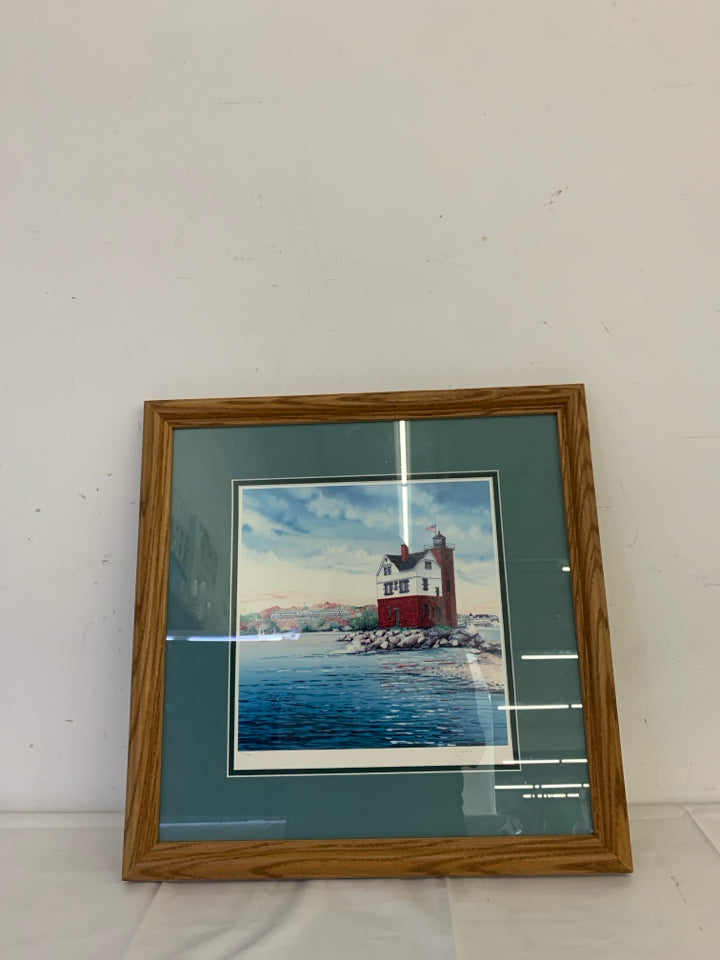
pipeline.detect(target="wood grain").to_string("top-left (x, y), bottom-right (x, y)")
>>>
top-left (122, 404), bottom-right (173, 880)
top-left (122, 384), bottom-right (632, 880)
top-left (557, 386), bottom-right (633, 871)
top-left (147, 384), bottom-right (582, 428)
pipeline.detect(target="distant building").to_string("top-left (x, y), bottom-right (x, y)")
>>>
top-left (273, 605), bottom-right (351, 624)
top-left (376, 531), bottom-right (457, 629)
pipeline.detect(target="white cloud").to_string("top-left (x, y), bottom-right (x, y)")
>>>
top-left (240, 505), bottom-right (293, 539)
top-left (304, 488), bottom-right (398, 531)
top-left (311, 542), bottom-right (378, 573)
top-left (343, 499), bottom-right (398, 531)
top-left (305, 491), bottom-right (344, 520)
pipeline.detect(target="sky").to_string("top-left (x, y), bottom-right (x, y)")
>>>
top-left (235, 478), bottom-right (504, 615)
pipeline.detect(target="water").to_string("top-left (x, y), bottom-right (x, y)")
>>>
top-left (237, 631), bottom-right (507, 751)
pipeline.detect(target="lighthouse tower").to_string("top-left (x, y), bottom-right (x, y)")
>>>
top-left (430, 531), bottom-right (457, 627)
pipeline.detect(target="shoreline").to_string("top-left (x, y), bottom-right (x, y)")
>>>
top-left (334, 625), bottom-right (506, 693)
top-left (335, 624), bottom-right (501, 654)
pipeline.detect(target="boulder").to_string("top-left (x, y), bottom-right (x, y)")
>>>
top-left (480, 640), bottom-right (502, 654)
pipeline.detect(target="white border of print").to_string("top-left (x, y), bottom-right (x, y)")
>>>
top-left (230, 475), bottom-right (515, 773)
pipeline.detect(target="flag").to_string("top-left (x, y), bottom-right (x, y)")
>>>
top-left (425, 524), bottom-right (437, 532)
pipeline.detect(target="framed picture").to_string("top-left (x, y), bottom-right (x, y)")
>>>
top-left (123, 385), bottom-right (632, 879)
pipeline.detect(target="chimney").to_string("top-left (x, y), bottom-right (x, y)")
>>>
top-left (401, 543), bottom-right (409, 561)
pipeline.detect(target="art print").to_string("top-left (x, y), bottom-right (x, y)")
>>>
top-left (229, 475), bottom-right (516, 773)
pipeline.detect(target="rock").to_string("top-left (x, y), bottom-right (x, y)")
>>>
top-left (379, 640), bottom-right (389, 650)
top-left (480, 640), bottom-right (501, 654)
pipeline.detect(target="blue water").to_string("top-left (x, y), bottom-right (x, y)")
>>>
top-left (237, 631), bottom-right (507, 752)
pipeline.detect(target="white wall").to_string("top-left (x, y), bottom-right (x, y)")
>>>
top-left (2, 0), bottom-right (718, 811)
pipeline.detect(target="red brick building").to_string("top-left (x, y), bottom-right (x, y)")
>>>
top-left (375, 531), bottom-right (457, 629)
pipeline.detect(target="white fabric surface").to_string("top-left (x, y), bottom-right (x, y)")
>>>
top-left (1, 806), bottom-right (719, 959)
top-left (0, 814), bottom-right (157, 960)
top-left (450, 805), bottom-right (720, 960)
top-left (125, 877), bottom-right (456, 960)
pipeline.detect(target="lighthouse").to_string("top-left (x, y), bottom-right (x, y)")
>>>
top-left (430, 531), bottom-right (457, 628)
top-left (375, 530), bottom-right (458, 629)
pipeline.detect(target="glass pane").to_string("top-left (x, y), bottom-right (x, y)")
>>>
top-left (159, 414), bottom-right (592, 841)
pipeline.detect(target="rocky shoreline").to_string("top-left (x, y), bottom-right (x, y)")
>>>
top-left (335, 626), bottom-right (502, 656)
top-left (333, 627), bottom-right (505, 694)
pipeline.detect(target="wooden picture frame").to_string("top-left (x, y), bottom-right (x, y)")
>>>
top-left (123, 384), bottom-right (632, 880)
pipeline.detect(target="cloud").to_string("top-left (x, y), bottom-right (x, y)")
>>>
top-left (343, 499), bottom-right (398, 530)
top-left (241, 503), bottom-right (308, 541)
top-left (303, 486), bottom-right (399, 532)
top-left (455, 557), bottom-right (498, 587)
top-left (305, 490), bottom-right (345, 520)
top-left (310, 542), bottom-right (378, 575)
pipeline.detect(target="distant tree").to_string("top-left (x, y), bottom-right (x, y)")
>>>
top-left (350, 608), bottom-right (378, 630)
top-left (328, 620), bottom-right (341, 631)
top-left (363, 608), bottom-right (379, 630)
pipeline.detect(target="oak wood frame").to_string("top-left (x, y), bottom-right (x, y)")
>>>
top-left (123, 384), bottom-right (632, 880)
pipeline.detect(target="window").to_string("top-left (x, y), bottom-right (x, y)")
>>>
top-left (447, 580), bottom-right (452, 590)
top-left (399, 579), bottom-right (409, 594)
top-left (383, 564), bottom-right (392, 576)
top-left (384, 582), bottom-right (394, 596)
top-left (423, 604), bottom-right (430, 617)
top-left (424, 560), bottom-right (432, 570)
top-left (435, 587), bottom-right (440, 596)
top-left (422, 578), bottom-right (429, 590)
